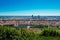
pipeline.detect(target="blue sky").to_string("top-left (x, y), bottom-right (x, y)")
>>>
top-left (0, 0), bottom-right (60, 16)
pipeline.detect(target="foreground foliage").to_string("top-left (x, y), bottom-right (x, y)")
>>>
top-left (0, 26), bottom-right (60, 40)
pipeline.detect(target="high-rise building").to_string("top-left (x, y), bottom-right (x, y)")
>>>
top-left (38, 15), bottom-right (40, 19)
top-left (32, 15), bottom-right (33, 19)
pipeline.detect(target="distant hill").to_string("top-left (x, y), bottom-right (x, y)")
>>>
top-left (0, 16), bottom-right (60, 19)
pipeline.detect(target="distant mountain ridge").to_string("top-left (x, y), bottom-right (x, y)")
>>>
top-left (0, 16), bottom-right (60, 19)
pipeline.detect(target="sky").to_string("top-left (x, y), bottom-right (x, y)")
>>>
top-left (0, 0), bottom-right (60, 16)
